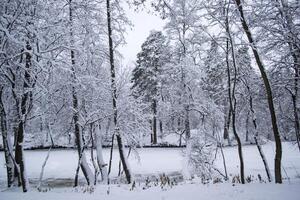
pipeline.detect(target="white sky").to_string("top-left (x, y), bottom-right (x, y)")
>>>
top-left (119, 4), bottom-right (165, 66)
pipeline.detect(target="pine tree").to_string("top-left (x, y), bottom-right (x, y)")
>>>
top-left (203, 39), bottom-right (226, 105)
top-left (131, 31), bottom-right (168, 144)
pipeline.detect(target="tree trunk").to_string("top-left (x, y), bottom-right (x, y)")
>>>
top-left (234, 0), bottom-right (282, 183)
top-left (225, 9), bottom-right (245, 183)
top-left (224, 106), bottom-right (232, 146)
top-left (150, 119), bottom-right (153, 144)
top-left (7, 55), bottom-right (21, 186)
top-left (272, 0), bottom-right (300, 150)
top-left (288, 20), bottom-right (300, 152)
top-left (292, 93), bottom-right (300, 151)
top-left (219, 137), bottom-right (228, 180)
top-left (152, 99), bottom-right (157, 144)
top-left (159, 120), bottom-right (163, 136)
top-left (245, 111), bottom-right (249, 143)
top-left (13, 128), bottom-right (21, 186)
top-left (231, 102), bottom-right (245, 184)
top-left (184, 105), bottom-right (191, 140)
top-left (106, 0), bottom-right (131, 184)
top-left (14, 41), bottom-right (33, 192)
top-left (15, 121), bottom-right (28, 192)
top-left (95, 123), bottom-right (108, 182)
top-left (69, 0), bottom-right (94, 186)
top-left (108, 134), bottom-right (114, 176)
top-left (0, 87), bottom-right (14, 187)
top-left (247, 86), bottom-right (272, 182)
top-left (90, 124), bottom-right (99, 185)
top-left (37, 123), bottom-right (54, 189)
top-left (223, 109), bottom-right (229, 140)
top-left (116, 134), bottom-right (131, 183)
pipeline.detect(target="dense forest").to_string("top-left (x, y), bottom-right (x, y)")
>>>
top-left (0, 0), bottom-right (299, 198)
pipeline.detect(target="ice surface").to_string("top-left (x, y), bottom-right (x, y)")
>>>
top-left (0, 142), bottom-right (299, 199)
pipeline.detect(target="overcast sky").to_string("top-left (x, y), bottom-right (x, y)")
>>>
top-left (119, 4), bottom-right (165, 66)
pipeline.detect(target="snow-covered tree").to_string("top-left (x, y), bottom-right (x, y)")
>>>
top-left (131, 31), bottom-right (169, 144)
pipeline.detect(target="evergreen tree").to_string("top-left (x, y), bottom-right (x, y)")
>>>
top-left (131, 31), bottom-right (168, 144)
top-left (203, 39), bottom-right (226, 105)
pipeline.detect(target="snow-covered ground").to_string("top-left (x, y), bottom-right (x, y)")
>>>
top-left (0, 142), bottom-right (299, 199)
top-left (1, 180), bottom-right (300, 200)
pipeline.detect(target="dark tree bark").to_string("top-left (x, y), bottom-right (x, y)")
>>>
top-left (150, 120), bottom-right (153, 144)
top-left (108, 134), bottom-right (115, 178)
top-left (223, 110), bottom-right (229, 140)
top-left (225, 7), bottom-right (245, 183)
top-left (223, 106), bottom-right (232, 145)
top-left (245, 111), bottom-right (250, 143)
top-left (0, 87), bottom-right (14, 187)
top-left (290, 41), bottom-right (300, 151)
top-left (234, 0), bottom-right (282, 183)
top-left (7, 57), bottom-right (22, 187)
top-left (14, 42), bottom-right (33, 192)
top-left (159, 120), bottom-right (163, 136)
top-left (274, 0), bottom-right (300, 151)
top-left (292, 91), bottom-right (300, 150)
top-left (69, 0), bottom-right (94, 186)
top-left (106, 0), bottom-right (131, 184)
top-left (152, 99), bottom-right (157, 144)
top-left (184, 106), bottom-right (191, 140)
top-left (246, 85), bottom-right (272, 182)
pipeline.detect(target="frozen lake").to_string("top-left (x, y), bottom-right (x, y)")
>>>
top-left (1, 142), bottom-right (299, 184)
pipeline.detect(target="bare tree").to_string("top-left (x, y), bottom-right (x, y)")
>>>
top-left (68, 0), bottom-right (94, 186)
top-left (234, 0), bottom-right (283, 183)
top-left (0, 86), bottom-right (14, 187)
top-left (106, 0), bottom-right (132, 184)
top-left (224, 4), bottom-right (245, 183)
top-left (273, 0), bottom-right (300, 151)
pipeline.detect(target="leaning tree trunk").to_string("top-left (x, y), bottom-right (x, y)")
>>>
top-left (0, 87), bottom-right (14, 187)
top-left (106, 0), bottom-right (131, 184)
top-left (234, 0), bottom-right (282, 183)
top-left (225, 9), bottom-right (245, 184)
top-left (247, 86), bottom-right (272, 182)
top-left (69, 0), bottom-right (94, 186)
top-left (37, 123), bottom-right (54, 190)
top-left (95, 123), bottom-right (108, 182)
